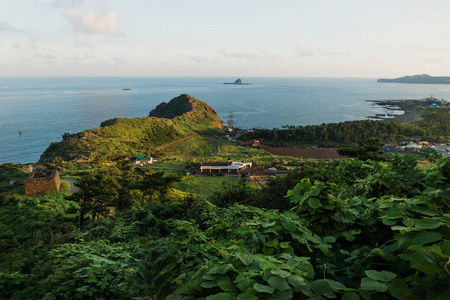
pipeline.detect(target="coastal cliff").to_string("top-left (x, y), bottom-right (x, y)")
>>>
top-left (39, 94), bottom-right (223, 163)
top-left (378, 74), bottom-right (450, 84)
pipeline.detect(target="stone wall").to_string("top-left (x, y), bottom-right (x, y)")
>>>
top-left (25, 170), bottom-right (61, 196)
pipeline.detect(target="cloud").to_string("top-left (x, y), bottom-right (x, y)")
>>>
top-left (110, 54), bottom-right (129, 65)
top-left (293, 45), bottom-right (314, 57)
top-left (12, 35), bottom-right (41, 50)
top-left (317, 48), bottom-right (346, 56)
top-left (188, 55), bottom-right (222, 64)
top-left (0, 22), bottom-right (24, 32)
top-left (83, 51), bottom-right (95, 59)
top-left (293, 44), bottom-right (345, 57)
top-left (412, 41), bottom-right (445, 53)
top-left (219, 50), bottom-right (281, 61)
top-left (74, 35), bottom-right (94, 47)
top-left (422, 8), bottom-right (441, 20)
top-left (363, 56), bottom-right (389, 64)
top-left (33, 49), bottom-right (58, 60)
top-left (226, 52), bottom-right (260, 60)
top-left (63, 3), bottom-right (123, 36)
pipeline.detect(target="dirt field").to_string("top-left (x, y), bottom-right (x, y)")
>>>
top-left (263, 146), bottom-right (347, 160)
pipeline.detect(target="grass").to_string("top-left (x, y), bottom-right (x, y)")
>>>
top-left (151, 159), bottom-right (188, 170)
top-left (162, 136), bottom-right (217, 158)
top-left (174, 175), bottom-right (236, 198)
top-left (217, 141), bottom-right (272, 160)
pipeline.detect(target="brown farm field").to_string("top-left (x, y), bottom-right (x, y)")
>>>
top-left (263, 146), bottom-right (347, 160)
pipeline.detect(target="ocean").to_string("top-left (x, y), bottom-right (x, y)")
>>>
top-left (1, 77), bottom-right (449, 164)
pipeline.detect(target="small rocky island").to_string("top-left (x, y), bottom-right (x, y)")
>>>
top-left (378, 74), bottom-right (450, 84)
top-left (223, 78), bottom-right (249, 85)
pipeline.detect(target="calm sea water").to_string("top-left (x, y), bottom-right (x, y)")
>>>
top-left (1, 77), bottom-right (450, 164)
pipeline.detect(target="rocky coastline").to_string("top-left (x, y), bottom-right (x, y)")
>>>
top-left (366, 100), bottom-right (419, 123)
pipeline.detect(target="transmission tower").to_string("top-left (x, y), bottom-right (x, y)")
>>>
top-left (227, 111), bottom-right (235, 130)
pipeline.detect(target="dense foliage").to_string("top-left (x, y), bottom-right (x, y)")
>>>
top-left (240, 111), bottom-right (450, 146)
top-left (1, 153), bottom-right (450, 299)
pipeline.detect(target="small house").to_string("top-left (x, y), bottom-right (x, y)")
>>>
top-left (198, 160), bottom-right (252, 174)
top-left (242, 169), bottom-right (277, 181)
top-left (131, 155), bottom-right (153, 166)
top-left (240, 139), bottom-right (260, 147)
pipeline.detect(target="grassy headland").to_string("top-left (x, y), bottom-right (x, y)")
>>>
top-left (39, 94), bottom-right (223, 163)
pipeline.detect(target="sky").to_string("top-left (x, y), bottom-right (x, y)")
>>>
top-left (1, 0), bottom-right (450, 77)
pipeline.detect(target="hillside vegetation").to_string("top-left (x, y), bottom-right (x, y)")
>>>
top-left (2, 95), bottom-right (450, 299)
top-left (39, 94), bottom-right (223, 163)
top-left (241, 109), bottom-right (450, 147)
top-left (377, 74), bottom-right (450, 84)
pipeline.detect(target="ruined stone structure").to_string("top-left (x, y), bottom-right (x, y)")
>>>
top-left (25, 170), bottom-right (61, 196)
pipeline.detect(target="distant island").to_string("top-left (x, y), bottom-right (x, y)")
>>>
top-left (377, 74), bottom-right (450, 84)
top-left (223, 78), bottom-right (249, 85)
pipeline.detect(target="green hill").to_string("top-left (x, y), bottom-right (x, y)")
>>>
top-left (377, 74), bottom-right (450, 84)
top-left (39, 94), bottom-right (223, 163)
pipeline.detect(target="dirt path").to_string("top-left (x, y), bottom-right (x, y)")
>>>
top-left (211, 141), bottom-right (219, 157)
top-left (62, 179), bottom-right (78, 194)
top-left (155, 135), bottom-right (198, 151)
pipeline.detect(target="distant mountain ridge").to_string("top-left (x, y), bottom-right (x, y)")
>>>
top-left (39, 94), bottom-right (222, 163)
top-left (378, 74), bottom-right (450, 84)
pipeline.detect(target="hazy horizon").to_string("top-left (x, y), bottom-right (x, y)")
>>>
top-left (2, 0), bottom-right (450, 78)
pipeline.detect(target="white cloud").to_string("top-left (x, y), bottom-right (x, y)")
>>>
top-left (0, 22), bottom-right (23, 32)
top-left (83, 51), bottom-right (95, 59)
top-left (110, 54), bottom-right (128, 64)
top-left (422, 8), bottom-right (441, 21)
top-left (219, 50), bottom-right (281, 61)
top-left (74, 35), bottom-right (93, 47)
top-left (317, 48), bottom-right (346, 56)
top-left (63, 4), bottom-right (123, 36)
top-left (293, 45), bottom-right (314, 57)
top-left (12, 35), bottom-right (41, 50)
top-left (188, 55), bottom-right (222, 64)
top-left (412, 41), bottom-right (445, 53)
top-left (225, 52), bottom-right (260, 60)
top-left (34, 49), bottom-right (58, 60)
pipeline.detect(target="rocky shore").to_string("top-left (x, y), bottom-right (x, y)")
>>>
top-left (367, 100), bottom-right (419, 123)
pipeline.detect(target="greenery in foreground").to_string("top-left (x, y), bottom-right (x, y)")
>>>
top-left (1, 152), bottom-right (450, 299)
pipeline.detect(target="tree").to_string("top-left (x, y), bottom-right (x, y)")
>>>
top-left (68, 168), bottom-right (120, 225)
top-left (136, 170), bottom-right (180, 206)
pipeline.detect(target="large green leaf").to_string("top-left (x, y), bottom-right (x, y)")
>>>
top-left (206, 293), bottom-right (237, 300)
top-left (268, 276), bottom-right (290, 291)
top-left (385, 208), bottom-right (403, 219)
top-left (342, 293), bottom-right (360, 300)
top-left (360, 277), bottom-right (388, 292)
top-left (236, 253), bottom-right (253, 266)
top-left (410, 251), bottom-right (438, 275)
top-left (237, 293), bottom-right (258, 300)
top-left (282, 221), bottom-right (297, 232)
top-left (412, 232), bottom-right (441, 246)
top-left (202, 281), bottom-right (218, 288)
top-left (271, 269), bottom-right (291, 278)
top-left (237, 279), bottom-right (257, 293)
top-left (253, 283), bottom-right (274, 294)
top-left (310, 279), bottom-right (333, 295)
top-left (218, 280), bottom-right (237, 292)
top-left (414, 218), bottom-right (441, 229)
top-left (365, 270), bottom-right (397, 282)
top-left (308, 198), bottom-right (321, 209)
top-left (388, 279), bottom-right (409, 299)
